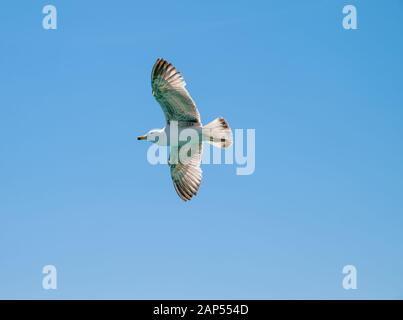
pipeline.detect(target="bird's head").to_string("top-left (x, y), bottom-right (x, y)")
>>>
top-left (137, 128), bottom-right (164, 144)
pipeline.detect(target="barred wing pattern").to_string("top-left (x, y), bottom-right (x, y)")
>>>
top-left (169, 143), bottom-right (203, 201)
top-left (151, 58), bottom-right (201, 123)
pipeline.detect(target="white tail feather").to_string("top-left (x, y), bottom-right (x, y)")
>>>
top-left (203, 117), bottom-right (232, 148)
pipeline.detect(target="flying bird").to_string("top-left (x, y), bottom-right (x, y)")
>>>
top-left (138, 58), bottom-right (232, 201)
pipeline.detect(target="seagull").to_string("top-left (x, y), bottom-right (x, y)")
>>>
top-left (137, 58), bottom-right (232, 201)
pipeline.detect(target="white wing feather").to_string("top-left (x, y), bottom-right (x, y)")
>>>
top-left (169, 143), bottom-right (202, 201)
top-left (151, 58), bottom-right (201, 123)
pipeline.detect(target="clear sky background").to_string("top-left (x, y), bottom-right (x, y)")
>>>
top-left (0, 0), bottom-right (402, 299)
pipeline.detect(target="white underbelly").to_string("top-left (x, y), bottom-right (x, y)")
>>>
top-left (162, 125), bottom-right (203, 146)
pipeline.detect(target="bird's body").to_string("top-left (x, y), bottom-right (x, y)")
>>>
top-left (153, 122), bottom-right (203, 147)
top-left (138, 58), bottom-right (232, 201)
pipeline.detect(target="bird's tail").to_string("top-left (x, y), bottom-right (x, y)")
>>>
top-left (203, 117), bottom-right (232, 148)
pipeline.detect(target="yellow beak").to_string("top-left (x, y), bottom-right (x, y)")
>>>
top-left (137, 135), bottom-right (147, 140)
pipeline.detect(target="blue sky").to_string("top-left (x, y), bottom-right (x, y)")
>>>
top-left (0, 0), bottom-right (402, 299)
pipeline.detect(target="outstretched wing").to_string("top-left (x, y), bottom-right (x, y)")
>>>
top-left (169, 143), bottom-right (203, 201)
top-left (151, 58), bottom-right (201, 123)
